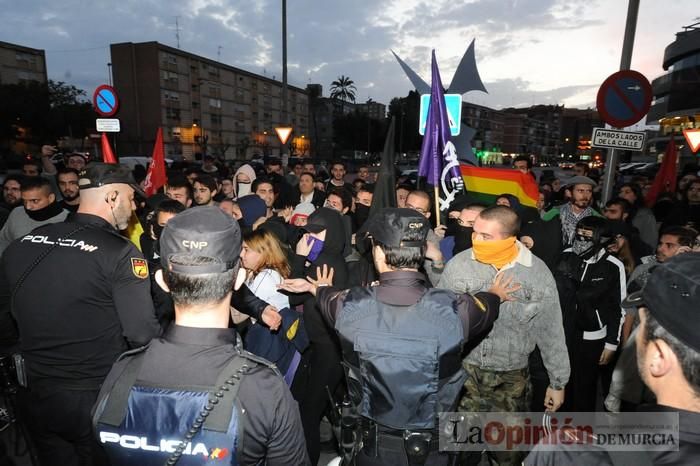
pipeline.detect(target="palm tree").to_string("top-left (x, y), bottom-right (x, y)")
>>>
top-left (330, 75), bottom-right (357, 109)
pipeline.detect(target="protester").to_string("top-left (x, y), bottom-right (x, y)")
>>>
top-left (628, 226), bottom-right (697, 292)
top-left (555, 216), bottom-right (626, 412)
top-left (290, 202), bottom-right (315, 227)
top-left (253, 178), bottom-right (277, 218)
top-left (325, 160), bottom-right (353, 192)
top-left (192, 174), bottom-right (219, 206)
top-left (165, 176), bottom-right (194, 207)
top-left (542, 176), bottom-right (600, 248)
top-left (618, 182), bottom-right (659, 249)
top-left (438, 206), bottom-right (570, 465)
top-left (287, 207), bottom-right (349, 464)
top-left (237, 228), bottom-right (308, 384)
top-left (662, 179), bottom-right (700, 231)
top-left (232, 163), bottom-right (256, 199)
top-left (296, 171), bottom-right (325, 208)
top-left (0, 176), bottom-right (69, 254)
top-left (56, 167), bottom-right (81, 212)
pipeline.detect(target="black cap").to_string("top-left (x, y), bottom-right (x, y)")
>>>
top-left (622, 254), bottom-right (700, 352)
top-left (159, 206), bottom-right (241, 274)
top-left (363, 207), bottom-right (429, 248)
top-left (78, 162), bottom-right (143, 194)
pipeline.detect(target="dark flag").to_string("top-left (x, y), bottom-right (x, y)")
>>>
top-left (645, 134), bottom-right (678, 207)
top-left (418, 50), bottom-right (464, 220)
top-left (369, 116), bottom-right (397, 218)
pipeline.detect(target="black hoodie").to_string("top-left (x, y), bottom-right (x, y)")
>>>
top-left (289, 207), bottom-right (349, 344)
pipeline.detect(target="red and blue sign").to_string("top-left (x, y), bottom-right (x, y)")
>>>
top-left (596, 70), bottom-right (652, 128)
top-left (93, 84), bottom-right (119, 117)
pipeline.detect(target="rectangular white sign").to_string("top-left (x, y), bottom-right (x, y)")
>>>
top-left (96, 118), bottom-right (121, 133)
top-left (592, 127), bottom-right (645, 151)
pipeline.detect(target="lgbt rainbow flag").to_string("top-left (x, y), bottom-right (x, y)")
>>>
top-left (460, 165), bottom-right (539, 208)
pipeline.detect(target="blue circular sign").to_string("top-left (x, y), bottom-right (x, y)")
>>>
top-left (596, 70), bottom-right (652, 128)
top-left (93, 85), bottom-right (119, 117)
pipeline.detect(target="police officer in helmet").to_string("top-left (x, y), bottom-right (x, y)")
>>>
top-left (93, 206), bottom-right (309, 465)
top-left (280, 207), bottom-right (519, 465)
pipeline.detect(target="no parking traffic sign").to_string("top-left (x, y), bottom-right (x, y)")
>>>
top-left (93, 85), bottom-right (119, 117)
top-left (596, 70), bottom-right (652, 128)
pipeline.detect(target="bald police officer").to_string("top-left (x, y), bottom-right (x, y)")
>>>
top-left (1, 163), bottom-right (161, 466)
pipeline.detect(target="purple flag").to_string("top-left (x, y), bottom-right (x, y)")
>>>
top-left (418, 51), bottom-right (463, 199)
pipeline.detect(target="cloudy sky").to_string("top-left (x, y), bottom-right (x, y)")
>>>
top-left (3, 0), bottom-right (697, 112)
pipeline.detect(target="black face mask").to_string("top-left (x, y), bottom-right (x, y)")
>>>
top-left (453, 226), bottom-right (474, 256)
top-left (151, 223), bottom-right (164, 240)
top-left (25, 202), bottom-right (63, 222)
top-left (354, 204), bottom-right (371, 230)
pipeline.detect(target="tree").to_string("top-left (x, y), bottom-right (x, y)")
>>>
top-left (329, 75), bottom-right (357, 104)
top-left (0, 80), bottom-right (93, 153)
top-left (387, 91), bottom-right (422, 153)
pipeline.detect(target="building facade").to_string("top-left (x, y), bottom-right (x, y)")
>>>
top-left (647, 22), bottom-right (700, 159)
top-left (110, 41), bottom-right (309, 160)
top-left (0, 41), bottom-right (47, 85)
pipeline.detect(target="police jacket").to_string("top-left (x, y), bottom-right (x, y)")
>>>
top-left (315, 270), bottom-right (499, 430)
top-left (93, 325), bottom-right (310, 466)
top-left (0, 213), bottom-right (161, 390)
top-left (555, 248), bottom-right (627, 351)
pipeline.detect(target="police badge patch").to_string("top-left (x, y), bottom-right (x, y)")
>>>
top-left (130, 258), bottom-right (149, 279)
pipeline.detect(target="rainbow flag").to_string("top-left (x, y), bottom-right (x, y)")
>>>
top-left (460, 165), bottom-right (539, 208)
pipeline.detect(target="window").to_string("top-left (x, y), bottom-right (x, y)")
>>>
top-left (211, 114), bottom-right (222, 126)
top-left (166, 108), bottom-right (181, 121)
top-left (209, 98), bottom-right (222, 109)
top-left (209, 86), bottom-right (220, 97)
top-left (164, 91), bottom-right (180, 101)
top-left (15, 53), bottom-right (36, 65)
top-left (162, 54), bottom-right (177, 65)
top-left (162, 70), bottom-right (178, 83)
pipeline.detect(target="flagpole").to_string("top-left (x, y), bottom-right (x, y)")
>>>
top-left (433, 186), bottom-right (441, 225)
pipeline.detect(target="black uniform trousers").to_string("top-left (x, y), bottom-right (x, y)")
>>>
top-left (17, 386), bottom-right (107, 466)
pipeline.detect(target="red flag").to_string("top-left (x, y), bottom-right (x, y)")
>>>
top-left (101, 133), bottom-right (117, 164)
top-left (143, 127), bottom-right (168, 197)
top-left (645, 134), bottom-right (678, 207)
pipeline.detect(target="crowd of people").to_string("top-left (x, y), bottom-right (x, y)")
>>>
top-left (0, 148), bottom-right (699, 466)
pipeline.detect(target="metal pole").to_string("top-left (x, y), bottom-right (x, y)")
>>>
top-left (602, 0), bottom-right (640, 204)
top-left (281, 0), bottom-right (288, 128)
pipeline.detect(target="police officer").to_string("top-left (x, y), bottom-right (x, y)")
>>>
top-left (0, 162), bottom-right (162, 466)
top-left (93, 206), bottom-right (309, 465)
top-left (280, 208), bottom-right (518, 466)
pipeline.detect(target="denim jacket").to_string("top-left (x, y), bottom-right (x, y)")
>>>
top-left (437, 242), bottom-right (570, 388)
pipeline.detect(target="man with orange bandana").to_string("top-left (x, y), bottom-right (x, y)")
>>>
top-left (437, 205), bottom-right (570, 466)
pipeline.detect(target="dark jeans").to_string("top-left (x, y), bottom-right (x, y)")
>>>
top-left (291, 342), bottom-right (344, 466)
top-left (17, 387), bottom-right (107, 466)
top-left (566, 336), bottom-right (605, 412)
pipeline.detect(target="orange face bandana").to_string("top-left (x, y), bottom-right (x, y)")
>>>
top-left (472, 236), bottom-right (518, 269)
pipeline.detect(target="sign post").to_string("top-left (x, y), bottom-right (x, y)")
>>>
top-left (596, 69), bottom-right (652, 203)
